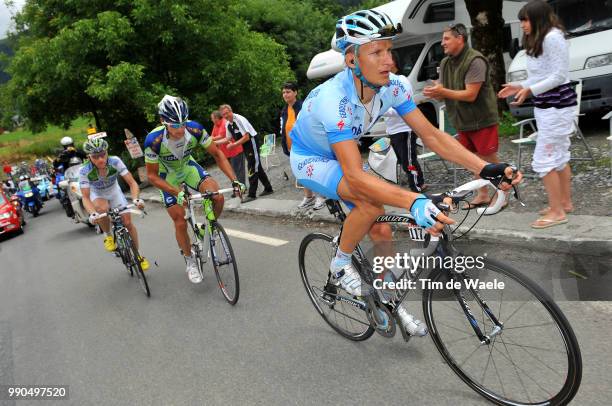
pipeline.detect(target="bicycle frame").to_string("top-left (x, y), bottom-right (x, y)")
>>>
top-left (323, 179), bottom-right (508, 344)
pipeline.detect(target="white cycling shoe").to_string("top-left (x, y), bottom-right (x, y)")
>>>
top-left (185, 256), bottom-right (203, 284)
top-left (396, 304), bottom-right (428, 337)
top-left (331, 263), bottom-right (362, 297)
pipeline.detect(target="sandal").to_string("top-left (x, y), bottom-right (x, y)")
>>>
top-left (531, 217), bottom-right (568, 229)
top-left (538, 207), bottom-right (574, 216)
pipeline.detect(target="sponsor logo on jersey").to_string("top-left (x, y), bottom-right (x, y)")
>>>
top-left (306, 163), bottom-right (314, 178)
top-left (337, 119), bottom-right (345, 131)
top-left (338, 96), bottom-right (349, 119)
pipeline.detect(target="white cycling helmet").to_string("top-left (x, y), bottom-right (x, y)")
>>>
top-left (333, 9), bottom-right (402, 91)
top-left (60, 136), bottom-right (74, 146)
top-left (333, 9), bottom-right (401, 54)
top-left (158, 95), bottom-right (189, 124)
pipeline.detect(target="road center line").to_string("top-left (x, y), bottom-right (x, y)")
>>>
top-left (224, 228), bottom-right (289, 247)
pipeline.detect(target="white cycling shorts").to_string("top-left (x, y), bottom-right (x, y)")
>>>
top-left (89, 183), bottom-right (128, 210)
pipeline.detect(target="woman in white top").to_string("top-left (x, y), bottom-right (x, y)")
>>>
top-left (384, 51), bottom-right (425, 192)
top-left (498, 0), bottom-right (575, 229)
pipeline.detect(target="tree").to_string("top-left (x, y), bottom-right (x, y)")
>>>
top-left (232, 0), bottom-right (333, 95)
top-left (465, 0), bottom-right (507, 112)
top-left (0, 0), bottom-right (293, 155)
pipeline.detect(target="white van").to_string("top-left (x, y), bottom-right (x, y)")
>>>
top-left (506, 0), bottom-right (612, 118)
top-left (307, 0), bottom-right (523, 136)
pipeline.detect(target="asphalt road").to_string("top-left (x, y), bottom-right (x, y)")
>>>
top-left (0, 200), bottom-right (610, 405)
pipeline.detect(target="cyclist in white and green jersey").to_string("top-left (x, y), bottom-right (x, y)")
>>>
top-left (144, 95), bottom-right (245, 284)
top-left (80, 137), bottom-right (149, 270)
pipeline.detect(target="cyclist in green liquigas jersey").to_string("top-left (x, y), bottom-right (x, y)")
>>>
top-left (144, 95), bottom-right (245, 284)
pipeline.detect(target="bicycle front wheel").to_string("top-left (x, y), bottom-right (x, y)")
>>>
top-left (210, 222), bottom-right (239, 305)
top-left (124, 234), bottom-right (150, 298)
top-left (298, 233), bottom-right (374, 341)
top-left (423, 258), bottom-right (581, 405)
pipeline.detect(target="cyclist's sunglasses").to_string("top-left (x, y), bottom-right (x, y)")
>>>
top-left (163, 121), bottom-right (187, 129)
top-left (90, 151), bottom-right (107, 160)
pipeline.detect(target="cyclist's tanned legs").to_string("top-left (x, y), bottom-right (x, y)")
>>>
top-left (336, 177), bottom-right (392, 253)
top-left (167, 204), bottom-right (191, 255)
top-left (93, 198), bottom-right (111, 233)
top-left (198, 177), bottom-right (223, 219)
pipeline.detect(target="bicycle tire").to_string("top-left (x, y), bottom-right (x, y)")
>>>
top-left (124, 233), bottom-right (150, 297)
top-left (210, 222), bottom-right (239, 305)
top-left (423, 258), bottom-right (581, 406)
top-left (115, 232), bottom-right (133, 276)
top-left (298, 233), bottom-right (374, 341)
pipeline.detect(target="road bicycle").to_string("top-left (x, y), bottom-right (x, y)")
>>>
top-left (101, 204), bottom-right (150, 297)
top-left (182, 183), bottom-right (240, 305)
top-left (298, 179), bottom-right (582, 405)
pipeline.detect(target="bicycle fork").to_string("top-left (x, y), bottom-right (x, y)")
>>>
top-left (453, 274), bottom-right (503, 345)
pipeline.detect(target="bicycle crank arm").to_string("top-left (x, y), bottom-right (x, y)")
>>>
top-left (312, 286), bottom-right (366, 310)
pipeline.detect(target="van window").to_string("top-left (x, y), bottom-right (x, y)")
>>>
top-left (550, 0), bottom-right (612, 37)
top-left (417, 42), bottom-right (445, 82)
top-left (394, 43), bottom-right (426, 76)
top-left (423, 1), bottom-right (455, 23)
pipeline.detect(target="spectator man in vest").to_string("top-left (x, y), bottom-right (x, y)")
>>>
top-left (423, 23), bottom-right (504, 209)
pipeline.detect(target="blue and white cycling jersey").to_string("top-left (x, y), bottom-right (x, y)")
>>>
top-left (79, 156), bottom-right (129, 192)
top-left (290, 67), bottom-right (417, 159)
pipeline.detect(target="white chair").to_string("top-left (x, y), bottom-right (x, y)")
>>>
top-left (259, 133), bottom-right (281, 170)
top-left (511, 80), bottom-right (594, 174)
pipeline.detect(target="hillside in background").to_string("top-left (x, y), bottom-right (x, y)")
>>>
top-left (0, 37), bottom-right (14, 84)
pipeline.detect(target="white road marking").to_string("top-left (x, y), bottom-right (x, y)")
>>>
top-left (224, 228), bottom-right (289, 247)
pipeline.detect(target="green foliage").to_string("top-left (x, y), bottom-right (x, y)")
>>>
top-left (233, 0), bottom-right (333, 95)
top-left (498, 111), bottom-right (518, 137)
top-left (0, 0), bottom-right (293, 157)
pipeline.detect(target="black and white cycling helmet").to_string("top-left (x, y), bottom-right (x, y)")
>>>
top-left (158, 95), bottom-right (189, 124)
top-left (60, 136), bottom-right (74, 147)
top-left (334, 9), bottom-right (401, 54)
top-left (83, 138), bottom-right (109, 155)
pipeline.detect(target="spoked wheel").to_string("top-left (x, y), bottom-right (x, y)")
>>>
top-left (116, 235), bottom-right (133, 276)
top-left (125, 235), bottom-right (150, 297)
top-left (423, 258), bottom-right (581, 405)
top-left (298, 233), bottom-right (374, 341)
top-left (209, 222), bottom-right (239, 305)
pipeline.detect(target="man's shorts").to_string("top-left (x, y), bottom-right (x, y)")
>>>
top-left (457, 124), bottom-right (499, 156)
top-left (89, 183), bottom-right (128, 210)
top-left (159, 159), bottom-right (210, 208)
top-left (290, 150), bottom-right (355, 208)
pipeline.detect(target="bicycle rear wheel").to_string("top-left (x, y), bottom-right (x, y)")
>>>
top-left (124, 233), bottom-right (150, 297)
top-left (298, 233), bottom-right (374, 341)
top-left (423, 258), bottom-right (581, 405)
top-left (210, 222), bottom-right (239, 305)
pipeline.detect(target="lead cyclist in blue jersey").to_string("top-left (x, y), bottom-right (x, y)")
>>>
top-left (290, 9), bottom-right (522, 337)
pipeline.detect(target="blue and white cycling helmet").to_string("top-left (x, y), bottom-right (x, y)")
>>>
top-left (334, 9), bottom-right (402, 90)
top-left (158, 95), bottom-right (189, 124)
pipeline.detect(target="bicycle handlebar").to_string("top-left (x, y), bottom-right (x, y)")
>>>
top-left (97, 204), bottom-right (145, 219)
top-left (183, 187), bottom-right (236, 202)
